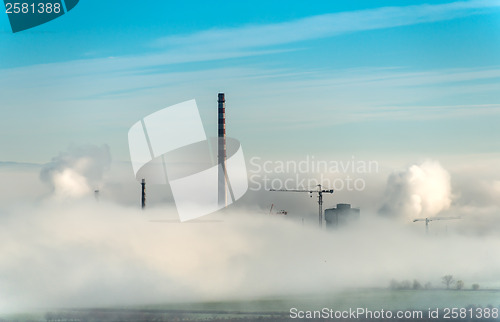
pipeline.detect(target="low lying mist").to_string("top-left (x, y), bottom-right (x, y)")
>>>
top-left (0, 148), bottom-right (499, 314)
top-left (0, 200), bottom-right (499, 314)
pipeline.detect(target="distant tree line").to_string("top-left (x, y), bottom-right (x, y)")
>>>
top-left (389, 275), bottom-right (480, 291)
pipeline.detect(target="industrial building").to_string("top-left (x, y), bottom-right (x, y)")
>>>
top-left (324, 204), bottom-right (360, 228)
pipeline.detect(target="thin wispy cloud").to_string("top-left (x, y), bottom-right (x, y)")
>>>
top-left (2, 1), bottom-right (498, 75)
top-left (155, 0), bottom-right (500, 51)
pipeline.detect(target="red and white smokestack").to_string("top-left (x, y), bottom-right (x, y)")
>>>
top-left (218, 93), bottom-right (227, 207)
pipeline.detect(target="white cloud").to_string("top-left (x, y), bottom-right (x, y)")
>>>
top-left (155, 0), bottom-right (500, 51)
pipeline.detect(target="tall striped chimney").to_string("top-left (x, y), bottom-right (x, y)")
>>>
top-left (218, 93), bottom-right (227, 207)
top-left (141, 178), bottom-right (146, 209)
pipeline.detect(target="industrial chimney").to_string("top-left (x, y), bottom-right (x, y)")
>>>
top-left (141, 178), bottom-right (146, 209)
top-left (218, 93), bottom-right (227, 207)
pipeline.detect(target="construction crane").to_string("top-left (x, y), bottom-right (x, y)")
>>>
top-left (268, 204), bottom-right (288, 215)
top-left (413, 216), bottom-right (461, 235)
top-left (270, 184), bottom-right (334, 227)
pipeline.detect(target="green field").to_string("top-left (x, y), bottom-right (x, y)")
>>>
top-left (2, 289), bottom-right (499, 321)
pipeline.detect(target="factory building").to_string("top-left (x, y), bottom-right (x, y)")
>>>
top-left (324, 204), bottom-right (360, 228)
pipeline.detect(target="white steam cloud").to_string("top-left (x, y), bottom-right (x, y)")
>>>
top-left (40, 145), bottom-right (111, 199)
top-left (379, 160), bottom-right (452, 219)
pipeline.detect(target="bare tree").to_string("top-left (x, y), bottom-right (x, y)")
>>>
top-left (456, 280), bottom-right (464, 290)
top-left (413, 279), bottom-right (422, 290)
top-left (44, 312), bottom-right (54, 322)
top-left (472, 283), bottom-right (480, 290)
top-left (389, 279), bottom-right (400, 290)
top-left (442, 275), bottom-right (454, 289)
top-left (401, 280), bottom-right (411, 290)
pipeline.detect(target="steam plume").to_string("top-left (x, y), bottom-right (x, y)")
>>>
top-left (40, 145), bottom-right (111, 199)
top-left (379, 160), bottom-right (452, 219)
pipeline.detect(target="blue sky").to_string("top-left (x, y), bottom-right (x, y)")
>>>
top-left (0, 0), bottom-right (499, 163)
